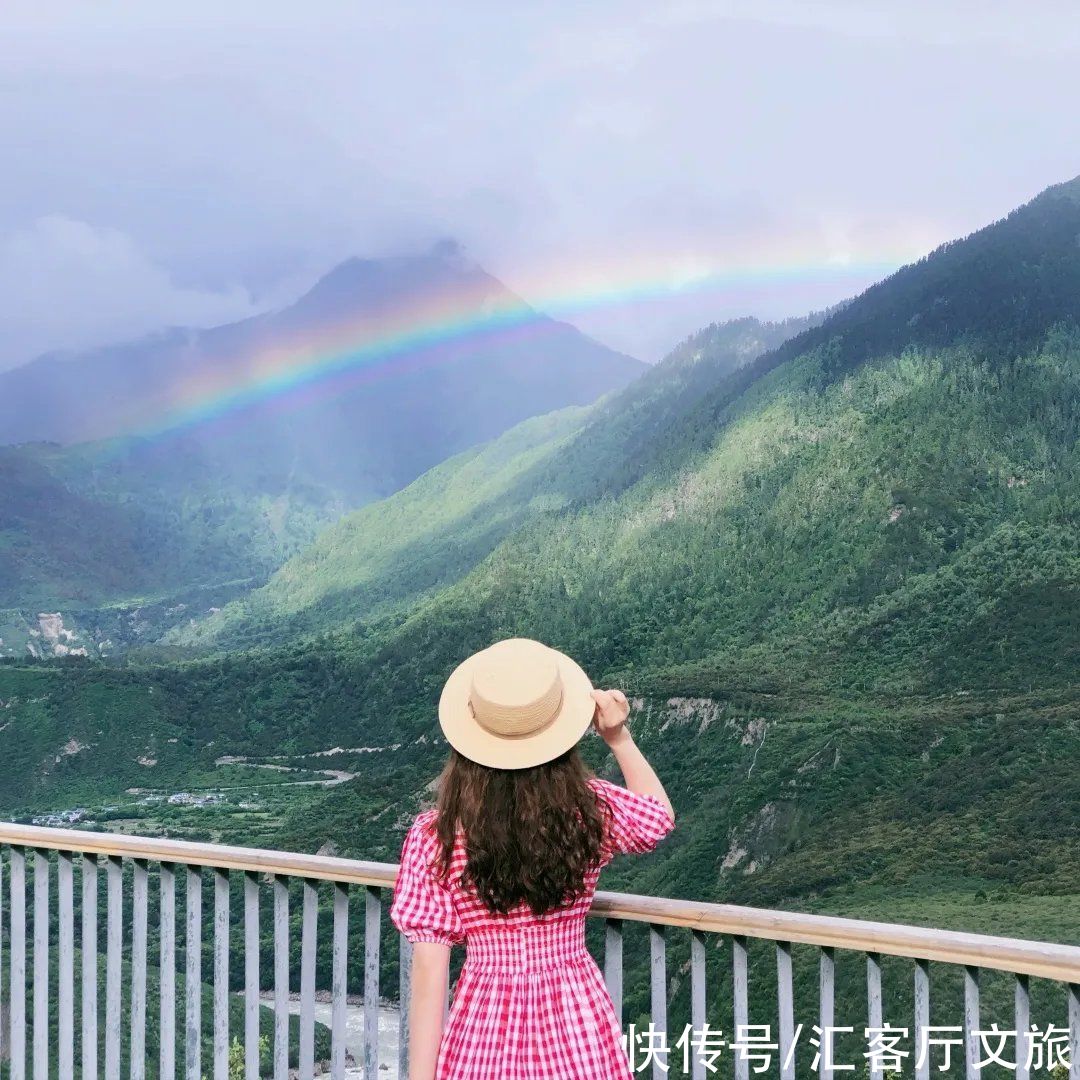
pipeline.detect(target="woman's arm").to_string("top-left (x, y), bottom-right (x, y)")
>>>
top-left (591, 689), bottom-right (675, 822)
top-left (408, 942), bottom-right (450, 1080)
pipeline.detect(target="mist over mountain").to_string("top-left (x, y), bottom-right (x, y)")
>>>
top-left (0, 247), bottom-right (644, 502)
top-left (0, 247), bottom-right (644, 653)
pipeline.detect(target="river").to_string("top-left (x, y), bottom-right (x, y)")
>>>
top-left (258, 993), bottom-right (400, 1078)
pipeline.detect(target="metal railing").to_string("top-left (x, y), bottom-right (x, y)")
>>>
top-left (0, 821), bottom-right (1077, 1079)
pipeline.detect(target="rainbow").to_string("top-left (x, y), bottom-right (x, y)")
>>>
top-left (129, 248), bottom-right (923, 440)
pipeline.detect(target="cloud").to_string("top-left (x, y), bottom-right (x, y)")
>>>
top-left (653, 0), bottom-right (1080, 53)
top-left (0, 217), bottom-right (257, 369)
top-left (0, 2), bottom-right (1076, 364)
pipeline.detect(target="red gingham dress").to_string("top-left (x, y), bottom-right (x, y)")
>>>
top-left (390, 776), bottom-right (676, 1080)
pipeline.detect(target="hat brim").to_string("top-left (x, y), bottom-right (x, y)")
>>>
top-left (438, 642), bottom-right (595, 769)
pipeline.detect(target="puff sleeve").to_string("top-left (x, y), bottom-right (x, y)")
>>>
top-left (590, 777), bottom-right (676, 861)
top-left (390, 812), bottom-right (465, 946)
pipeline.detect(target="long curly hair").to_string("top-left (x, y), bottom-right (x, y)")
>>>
top-left (434, 746), bottom-right (608, 916)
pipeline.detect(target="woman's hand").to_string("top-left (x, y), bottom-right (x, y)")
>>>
top-left (591, 688), bottom-right (631, 746)
top-left (592, 688), bottom-right (675, 821)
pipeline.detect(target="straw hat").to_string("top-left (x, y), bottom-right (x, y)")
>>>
top-left (438, 638), bottom-right (595, 769)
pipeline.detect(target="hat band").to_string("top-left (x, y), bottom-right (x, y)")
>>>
top-left (469, 679), bottom-right (564, 739)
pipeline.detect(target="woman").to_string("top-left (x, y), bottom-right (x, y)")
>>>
top-left (390, 637), bottom-right (676, 1080)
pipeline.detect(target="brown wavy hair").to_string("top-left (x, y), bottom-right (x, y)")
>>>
top-left (434, 747), bottom-right (608, 916)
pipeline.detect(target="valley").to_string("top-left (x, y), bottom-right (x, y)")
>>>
top-left (4, 733), bottom-right (398, 851)
top-left (0, 180), bottom-right (1077, 1049)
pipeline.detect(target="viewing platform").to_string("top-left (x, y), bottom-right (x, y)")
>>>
top-left (0, 822), bottom-right (1076, 1079)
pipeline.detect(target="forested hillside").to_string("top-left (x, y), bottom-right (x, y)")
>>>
top-left (177, 313), bottom-right (823, 650)
top-left (0, 438), bottom-right (341, 656)
top-left (0, 179), bottom-right (1077, 971)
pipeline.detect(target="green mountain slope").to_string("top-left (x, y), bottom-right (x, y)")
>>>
top-left (0, 445), bottom-right (167, 610)
top-left (178, 313), bottom-right (825, 650)
top-left (1, 177), bottom-right (1078, 965)
top-left (172, 406), bottom-right (592, 648)
top-left (0, 438), bottom-right (341, 657)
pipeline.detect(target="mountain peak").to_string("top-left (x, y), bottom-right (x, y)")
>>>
top-left (0, 243), bottom-right (644, 459)
top-left (290, 245), bottom-right (496, 324)
top-left (1035, 173), bottom-right (1080, 205)
top-left (428, 237), bottom-right (468, 263)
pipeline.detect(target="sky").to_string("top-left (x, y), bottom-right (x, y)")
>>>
top-left (1, 0), bottom-right (1078, 369)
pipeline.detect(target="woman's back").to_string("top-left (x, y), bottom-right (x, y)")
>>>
top-left (391, 776), bottom-right (675, 1080)
top-left (394, 776), bottom-right (674, 938)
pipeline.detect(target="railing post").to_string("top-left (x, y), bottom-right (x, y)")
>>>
top-left (776, 941), bottom-right (795, 1080)
top-left (272, 875), bottom-right (289, 1080)
top-left (245, 871), bottom-right (261, 1080)
top-left (649, 923), bottom-right (667, 1079)
top-left (331, 882), bottom-right (349, 1080)
top-left (185, 866), bottom-right (203, 1080)
top-left (866, 953), bottom-right (883, 1080)
top-left (10, 846), bottom-right (25, 1080)
top-left (819, 946), bottom-right (835, 1080)
top-left (1068, 983), bottom-right (1079, 1080)
top-left (690, 929), bottom-right (707, 1080)
top-left (32, 849), bottom-right (49, 1080)
top-left (914, 958), bottom-right (930, 1080)
top-left (1014, 973), bottom-right (1030, 1080)
top-left (58, 851), bottom-right (75, 1080)
top-left (81, 853), bottom-right (98, 1080)
top-left (106, 854), bottom-right (123, 1080)
top-left (399, 933), bottom-right (412, 1080)
top-left (365, 885), bottom-right (382, 1079)
top-left (160, 862), bottom-right (177, 1080)
top-left (604, 918), bottom-right (624, 1032)
top-left (131, 859), bottom-right (150, 1080)
top-left (0, 848), bottom-right (4, 1069)
top-left (964, 966), bottom-right (980, 1079)
top-left (213, 867), bottom-right (230, 1080)
top-left (733, 935), bottom-right (749, 1080)
top-left (299, 879), bottom-right (318, 1080)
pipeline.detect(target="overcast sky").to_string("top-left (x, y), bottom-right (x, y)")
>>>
top-left (2, 1), bottom-right (1078, 368)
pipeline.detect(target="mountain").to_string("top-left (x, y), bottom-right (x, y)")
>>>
top-left (173, 181), bottom-right (1080, 660)
top-left (0, 177), bottom-right (1078, 1011)
top-left (0, 247), bottom-right (644, 652)
top-left (176, 313), bottom-right (824, 649)
top-left (0, 248), bottom-right (645, 504)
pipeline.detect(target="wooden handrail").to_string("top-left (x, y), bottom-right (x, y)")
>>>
top-left (2, 821), bottom-right (1078, 984)
top-left (0, 821), bottom-right (399, 888)
top-left (590, 891), bottom-right (1080, 985)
